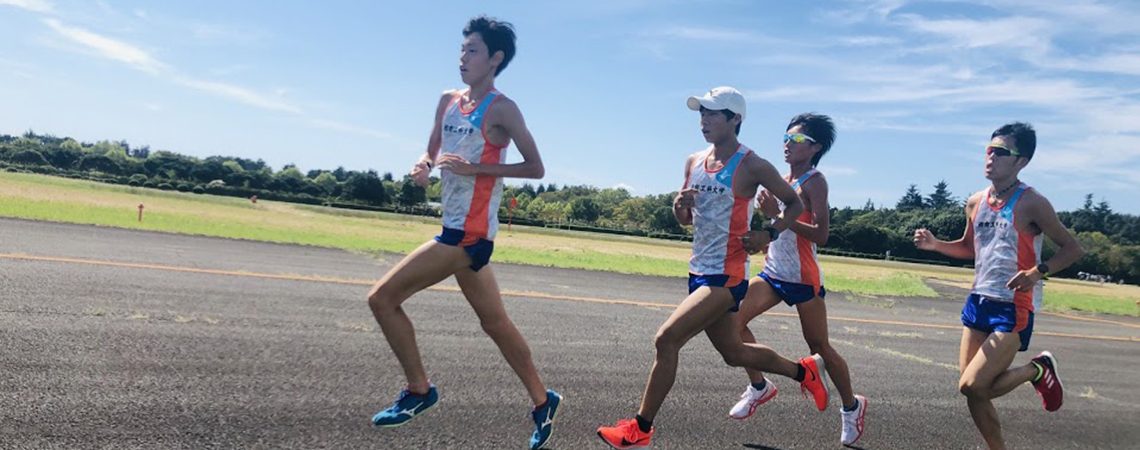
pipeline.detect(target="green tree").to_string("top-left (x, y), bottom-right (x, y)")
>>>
top-left (397, 176), bottom-right (427, 207)
top-left (275, 165), bottom-right (306, 193)
top-left (313, 172), bottom-right (338, 195)
top-left (896, 184), bottom-right (925, 211)
top-left (568, 197), bottom-right (600, 223)
top-left (77, 154), bottom-right (122, 174)
top-left (343, 171), bottom-right (388, 205)
top-left (10, 149), bottom-right (49, 166)
top-left (926, 180), bottom-right (958, 209)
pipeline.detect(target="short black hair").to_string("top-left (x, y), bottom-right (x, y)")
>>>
top-left (700, 106), bottom-right (742, 136)
top-left (787, 113), bottom-right (836, 166)
top-left (463, 16), bottom-right (516, 76)
top-left (991, 122), bottom-right (1036, 161)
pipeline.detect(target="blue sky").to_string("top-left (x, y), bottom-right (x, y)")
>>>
top-left (2, 0), bottom-right (1139, 214)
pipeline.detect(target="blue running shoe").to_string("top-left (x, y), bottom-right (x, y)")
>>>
top-left (371, 385), bottom-right (439, 428)
top-left (529, 390), bottom-right (562, 449)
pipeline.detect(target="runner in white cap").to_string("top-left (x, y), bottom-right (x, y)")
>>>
top-left (597, 87), bottom-right (830, 449)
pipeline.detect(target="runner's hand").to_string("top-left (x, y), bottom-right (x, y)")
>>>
top-left (410, 161), bottom-right (431, 187)
top-left (741, 230), bottom-right (770, 254)
top-left (674, 188), bottom-right (698, 209)
top-left (437, 154), bottom-right (478, 176)
top-left (757, 190), bottom-right (780, 218)
top-left (1006, 268), bottom-right (1042, 292)
top-left (913, 228), bottom-right (937, 251)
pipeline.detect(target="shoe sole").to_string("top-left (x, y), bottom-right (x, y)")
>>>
top-left (371, 401), bottom-right (437, 429)
top-left (596, 432), bottom-right (651, 449)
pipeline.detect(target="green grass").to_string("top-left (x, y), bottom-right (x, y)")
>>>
top-left (826, 271), bottom-right (939, 298)
top-left (1044, 291), bottom-right (1139, 317)
top-left (3, 171), bottom-right (1137, 316)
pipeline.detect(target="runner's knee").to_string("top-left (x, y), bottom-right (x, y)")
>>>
top-left (479, 317), bottom-right (514, 339)
top-left (959, 378), bottom-right (992, 399)
top-left (367, 284), bottom-right (400, 313)
top-left (805, 338), bottom-right (830, 355)
top-left (719, 346), bottom-right (750, 367)
top-left (653, 327), bottom-right (683, 355)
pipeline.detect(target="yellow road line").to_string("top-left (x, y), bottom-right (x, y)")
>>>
top-left (4, 252), bottom-right (1137, 343)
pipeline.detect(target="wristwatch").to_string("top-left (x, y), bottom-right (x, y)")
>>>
top-left (1035, 263), bottom-right (1050, 276)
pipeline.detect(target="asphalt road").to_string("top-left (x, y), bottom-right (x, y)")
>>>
top-left (2, 218), bottom-right (1138, 449)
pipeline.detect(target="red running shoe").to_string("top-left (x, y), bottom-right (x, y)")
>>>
top-left (1032, 351), bottom-right (1064, 412)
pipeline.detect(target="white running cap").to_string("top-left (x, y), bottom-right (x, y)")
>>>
top-left (687, 86), bottom-right (746, 120)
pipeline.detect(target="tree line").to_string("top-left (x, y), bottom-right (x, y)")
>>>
top-left (2, 131), bottom-right (1136, 284)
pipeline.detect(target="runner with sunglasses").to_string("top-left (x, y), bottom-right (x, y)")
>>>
top-left (596, 88), bottom-right (830, 449)
top-left (726, 113), bottom-right (867, 446)
top-left (913, 122), bottom-right (1084, 450)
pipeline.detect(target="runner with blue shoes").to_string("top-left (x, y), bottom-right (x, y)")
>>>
top-left (367, 16), bottom-right (561, 449)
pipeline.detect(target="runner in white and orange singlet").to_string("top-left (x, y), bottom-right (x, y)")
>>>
top-left (914, 122), bottom-right (1084, 450)
top-left (726, 113), bottom-right (867, 446)
top-left (366, 16), bottom-right (561, 450)
top-left (597, 87), bottom-right (830, 449)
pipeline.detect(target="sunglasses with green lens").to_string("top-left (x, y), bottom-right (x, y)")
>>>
top-left (783, 133), bottom-right (816, 144)
top-left (986, 143), bottom-right (1020, 157)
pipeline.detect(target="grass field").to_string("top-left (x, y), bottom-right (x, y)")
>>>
top-left (2, 171), bottom-right (1137, 316)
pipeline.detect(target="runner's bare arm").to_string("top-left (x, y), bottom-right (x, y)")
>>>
top-left (752, 157), bottom-right (802, 232)
top-left (435, 98), bottom-right (544, 179)
top-left (785, 174), bottom-right (830, 245)
top-left (409, 91), bottom-right (455, 186)
top-left (914, 191), bottom-right (978, 259)
top-left (673, 154), bottom-right (696, 226)
top-left (1021, 192), bottom-right (1080, 280)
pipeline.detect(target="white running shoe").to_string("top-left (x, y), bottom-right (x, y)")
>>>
top-left (840, 394), bottom-right (867, 446)
top-left (728, 378), bottom-right (778, 420)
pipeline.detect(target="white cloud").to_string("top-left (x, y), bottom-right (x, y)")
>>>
top-left (173, 76), bottom-right (301, 114)
top-left (838, 35), bottom-right (902, 47)
top-left (990, 0), bottom-right (1140, 36)
top-left (744, 86), bottom-right (816, 101)
top-left (190, 23), bottom-right (270, 45)
top-left (824, 165), bottom-right (858, 176)
top-left (815, 0), bottom-right (907, 25)
top-left (308, 119), bottom-right (391, 140)
top-left (40, 18), bottom-right (303, 115)
top-left (612, 182), bottom-right (638, 193)
top-left (895, 14), bottom-right (1053, 53)
top-left (659, 26), bottom-right (755, 42)
top-left (43, 18), bottom-right (166, 74)
top-left (0, 0), bottom-right (53, 13)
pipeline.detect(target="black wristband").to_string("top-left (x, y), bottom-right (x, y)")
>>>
top-left (1036, 263), bottom-right (1050, 276)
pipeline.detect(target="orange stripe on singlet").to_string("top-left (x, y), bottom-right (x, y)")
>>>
top-left (1013, 229), bottom-right (1037, 331)
top-left (796, 211), bottom-right (821, 288)
top-left (724, 196), bottom-right (752, 286)
top-left (459, 95), bottom-right (504, 246)
top-left (461, 141), bottom-right (503, 245)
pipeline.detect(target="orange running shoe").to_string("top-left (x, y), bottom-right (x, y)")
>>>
top-left (597, 418), bottom-right (654, 449)
top-left (799, 354), bottom-right (830, 411)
